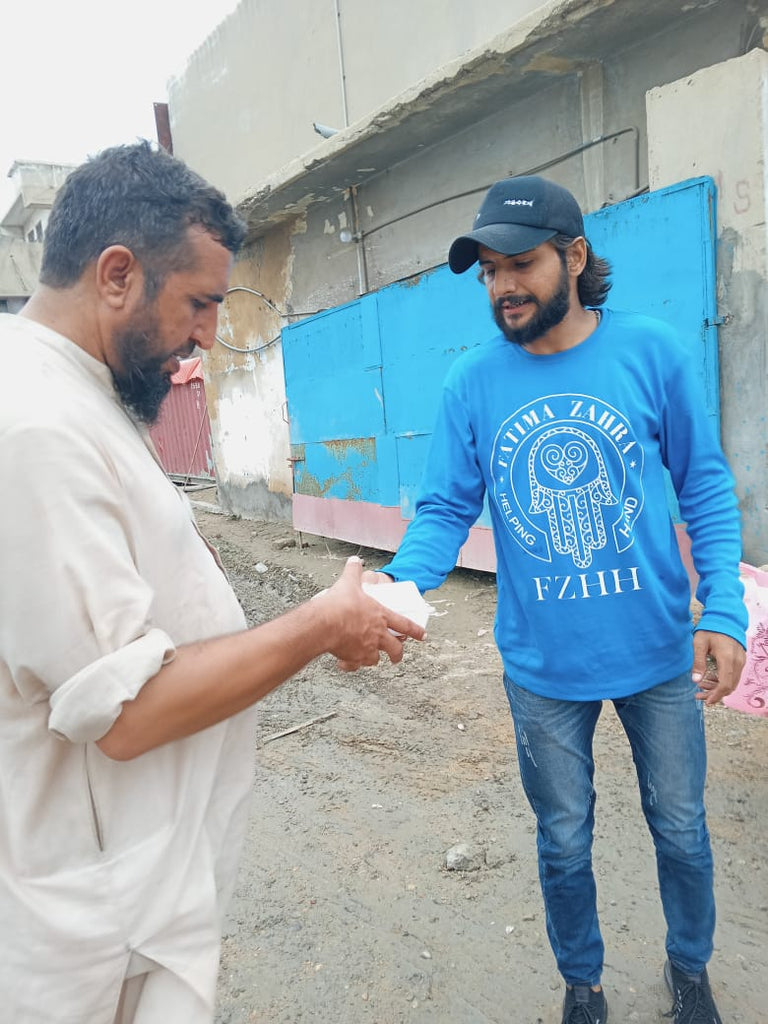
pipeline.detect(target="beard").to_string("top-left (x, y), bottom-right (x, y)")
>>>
top-left (492, 260), bottom-right (571, 346)
top-left (110, 310), bottom-right (175, 425)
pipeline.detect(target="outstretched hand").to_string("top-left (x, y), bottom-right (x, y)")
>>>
top-left (361, 569), bottom-right (394, 586)
top-left (692, 629), bottom-right (746, 706)
top-left (322, 557), bottom-right (423, 671)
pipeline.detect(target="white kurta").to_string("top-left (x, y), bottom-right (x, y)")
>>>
top-left (0, 314), bottom-right (256, 1023)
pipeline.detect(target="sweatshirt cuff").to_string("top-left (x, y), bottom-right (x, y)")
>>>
top-left (694, 612), bottom-right (746, 650)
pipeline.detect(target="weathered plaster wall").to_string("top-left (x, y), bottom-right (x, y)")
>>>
top-left (168, 0), bottom-right (339, 201)
top-left (280, 3), bottom-right (751, 315)
top-left (168, 0), bottom-right (547, 201)
top-left (284, 75), bottom-right (586, 312)
top-left (600, 0), bottom-right (747, 202)
top-left (647, 47), bottom-right (768, 564)
top-left (337, 0), bottom-right (546, 125)
top-left (204, 222), bottom-right (297, 519)
top-left (0, 236), bottom-right (42, 301)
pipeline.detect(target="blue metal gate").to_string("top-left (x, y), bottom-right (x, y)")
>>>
top-left (282, 176), bottom-right (718, 570)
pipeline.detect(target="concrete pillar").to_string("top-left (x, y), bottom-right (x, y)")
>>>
top-left (580, 62), bottom-right (606, 211)
top-left (647, 48), bottom-right (768, 564)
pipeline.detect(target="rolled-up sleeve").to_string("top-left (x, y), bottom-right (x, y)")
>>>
top-left (48, 628), bottom-right (175, 742)
top-left (0, 418), bottom-right (175, 740)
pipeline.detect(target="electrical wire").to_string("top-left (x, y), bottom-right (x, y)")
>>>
top-left (215, 332), bottom-right (280, 355)
top-left (357, 128), bottom-right (641, 244)
top-left (214, 286), bottom-right (327, 354)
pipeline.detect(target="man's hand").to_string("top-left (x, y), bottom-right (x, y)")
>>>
top-left (322, 558), bottom-right (422, 671)
top-left (97, 556), bottom-right (424, 760)
top-left (692, 629), bottom-right (746, 706)
top-left (361, 569), bottom-right (394, 586)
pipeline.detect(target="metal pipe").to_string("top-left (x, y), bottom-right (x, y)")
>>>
top-left (349, 186), bottom-right (369, 295)
top-left (333, 0), bottom-right (350, 129)
top-left (153, 103), bottom-right (173, 154)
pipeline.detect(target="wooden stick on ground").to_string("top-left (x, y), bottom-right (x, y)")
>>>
top-left (262, 710), bottom-right (338, 744)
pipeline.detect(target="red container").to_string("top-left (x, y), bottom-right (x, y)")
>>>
top-left (150, 357), bottom-right (215, 480)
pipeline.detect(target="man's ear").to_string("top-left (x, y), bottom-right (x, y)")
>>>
top-left (566, 237), bottom-right (588, 276)
top-left (95, 245), bottom-right (144, 310)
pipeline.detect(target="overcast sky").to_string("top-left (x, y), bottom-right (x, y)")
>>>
top-left (0, 0), bottom-right (240, 213)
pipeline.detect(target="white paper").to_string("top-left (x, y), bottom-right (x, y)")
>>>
top-left (362, 580), bottom-right (434, 629)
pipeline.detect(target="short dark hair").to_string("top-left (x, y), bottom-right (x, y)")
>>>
top-left (40, 141), bottom-right (247, 297)
top-left (551, 234), bottom-right (612, 307)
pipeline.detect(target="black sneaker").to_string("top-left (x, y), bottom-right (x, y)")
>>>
top-left (664, 960), bottom-right (723, 1023)
top-left (561, 985), bottom-right (609, 1024)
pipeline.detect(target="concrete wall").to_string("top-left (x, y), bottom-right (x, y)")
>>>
top-left (0, 236), bottom-right (42, 304)
top-left (167, 0), bottom-right (545, 201)
top-left (337, 0), bottom-right (546, 124)
top-left (281, 1), bottom-right (748, 315)
top-left (205, 223), bottom-right (296, 518)
top-left (648, 47), bottom-right (768, 564)
top-left (286, 75), bottom-right (584, 311)
top-left (1, 162), bottom-right (74, 241)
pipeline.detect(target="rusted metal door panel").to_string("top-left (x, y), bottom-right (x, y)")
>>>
top-left (150, 367), bottom-right (215, 480)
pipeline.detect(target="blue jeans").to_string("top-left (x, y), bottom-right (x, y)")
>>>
top-left (503, 672), bottom-right (714, 986)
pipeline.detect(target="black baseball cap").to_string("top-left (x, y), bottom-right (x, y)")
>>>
top-left (448, 176), bottom-right (585, 273)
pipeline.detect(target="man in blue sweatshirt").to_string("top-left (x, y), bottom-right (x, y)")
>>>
top-left (370, 177), bottom-right (747, 1024)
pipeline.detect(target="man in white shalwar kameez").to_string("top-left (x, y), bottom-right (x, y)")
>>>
top-left (0, 142), bottom-right (424, 1024)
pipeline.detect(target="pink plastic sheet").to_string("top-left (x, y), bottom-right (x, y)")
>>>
top-left (723, 563), bottom-right (768, 716)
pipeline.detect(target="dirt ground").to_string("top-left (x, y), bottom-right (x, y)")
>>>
top-left (191, 496), bottom-right (768, 1024)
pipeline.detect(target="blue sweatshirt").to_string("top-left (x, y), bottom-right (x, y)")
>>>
top-left (383, 309), bottom-right (746, 700)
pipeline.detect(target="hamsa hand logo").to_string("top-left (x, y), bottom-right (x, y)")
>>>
top-left (528, 427), bottom-right (617, 569)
